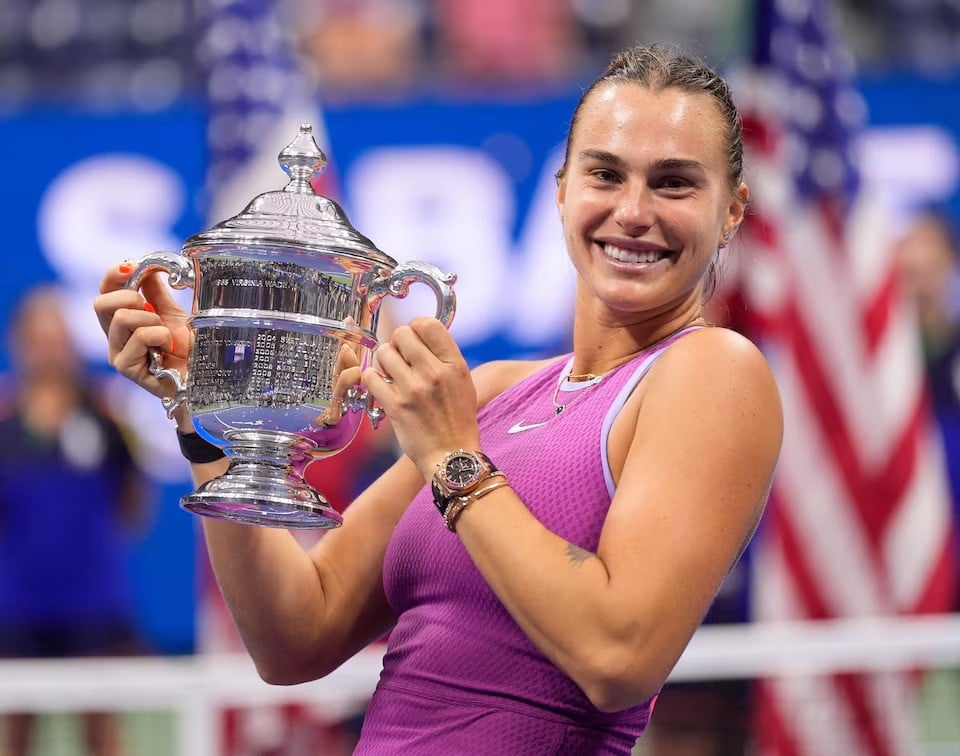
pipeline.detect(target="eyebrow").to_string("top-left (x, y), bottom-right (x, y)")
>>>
top-left (578, 149), bottom-right (624, 167)
top-left (653, 158), bottom-right (707, 173)
top-left (578, 149), bottom-right (707, 174)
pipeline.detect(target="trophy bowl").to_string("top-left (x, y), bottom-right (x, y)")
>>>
top-left (122, 125), bottom-right (456, 529)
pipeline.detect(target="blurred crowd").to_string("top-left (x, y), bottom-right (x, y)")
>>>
top-left (2, 0), bottom-right (960, 108)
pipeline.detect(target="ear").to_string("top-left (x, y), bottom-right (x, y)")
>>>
top-left (723, 181), bottom-right (749, 239)
top-left (556, 173), bottom-right (567, 223)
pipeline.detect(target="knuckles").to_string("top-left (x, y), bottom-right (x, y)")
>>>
top-left (393, 324), bottom-right (416, 343)
top-left (409, 315), bottom-right (439, 333)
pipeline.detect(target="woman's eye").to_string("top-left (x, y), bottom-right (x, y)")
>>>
top-left (659, 176), bottom-right (691, 189)
top-left (590, 169), bottom-right (620, 183)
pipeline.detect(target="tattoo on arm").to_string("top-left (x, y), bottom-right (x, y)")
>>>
top-left (565, 542), bottom-right (596, 567)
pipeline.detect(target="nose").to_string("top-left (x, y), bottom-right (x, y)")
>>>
top-left (614, 182), bottom-right (655, 233)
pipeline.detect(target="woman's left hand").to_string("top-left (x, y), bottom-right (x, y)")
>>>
top-left (363, 316), bottom-right (480, 479)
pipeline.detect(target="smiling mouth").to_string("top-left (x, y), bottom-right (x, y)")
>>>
top-left (600, 242), bottom-right (672, 264)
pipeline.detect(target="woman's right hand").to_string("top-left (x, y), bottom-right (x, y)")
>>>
top-left (94, 263), bottom-right (192, 403)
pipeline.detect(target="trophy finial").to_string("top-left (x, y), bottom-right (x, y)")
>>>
top-left (279, 123), bottom-right (328, 194)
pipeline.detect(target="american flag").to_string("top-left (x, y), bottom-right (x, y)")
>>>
top-left (199, 0), bottom-right (335, 227)
top-left (740, 0), bottom-right (956, 753)
top-left (195, 2), bottom-right (346, 751)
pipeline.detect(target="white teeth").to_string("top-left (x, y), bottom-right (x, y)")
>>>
top-left (602, 244), bottom-right (666, 264)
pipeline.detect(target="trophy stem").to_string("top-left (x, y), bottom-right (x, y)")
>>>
top-left (180, 431), bottom-right (342, 529)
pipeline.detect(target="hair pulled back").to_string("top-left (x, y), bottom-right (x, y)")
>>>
top-left (557, 44), bottom-right (744, 195)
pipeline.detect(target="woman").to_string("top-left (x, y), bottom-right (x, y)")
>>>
top-left (95, 44), bottom-right (782, 754)
top-left (2, 286), bottom-right (148, 756)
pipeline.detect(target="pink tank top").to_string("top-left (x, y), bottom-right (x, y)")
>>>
top-left (356, 328), bottom-right (700, 754)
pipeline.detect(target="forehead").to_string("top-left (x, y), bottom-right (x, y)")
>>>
top-left (571, 83), bottom-right (728, 168)
top-left (901, 220), bottom-right (956, 263)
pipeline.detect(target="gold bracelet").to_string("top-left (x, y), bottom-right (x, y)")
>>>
top-left (444, 478), bottom-right (511, 532)
top-left (443, 497), bottom-right (470, 532)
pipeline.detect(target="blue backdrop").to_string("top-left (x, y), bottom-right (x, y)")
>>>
top-left (1, 74), bottom-right (957, 654)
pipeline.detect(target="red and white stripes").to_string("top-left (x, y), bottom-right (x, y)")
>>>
top-left (741, 102), bottom-right (955, 754)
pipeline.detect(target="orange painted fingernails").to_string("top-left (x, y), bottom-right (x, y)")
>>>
top-left (143, 302), bottom-right (156, 313)
top-left (118, 262), bottom-right (133, 274)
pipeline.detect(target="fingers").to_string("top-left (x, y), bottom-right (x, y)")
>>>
top-left (140, 271), bottom-right (189, 316)
top-left (333, 341), bottom-right (362, 373)
top-left (99, 261), bottom-right (187, 318)
top-left (372, 317), bottom-right (463, 386)
top-left (361, 365), bottom-right (395, 400)
top-left (331, 343), bottom-right (362, 400)
top-left (94, 289), bottom-right (150, 337)
top-left (332, 364), bottom-right (362, 399)
top-left (409, 316), bottom-right (463, 363)
top-left (98, 262), bottom-right (137, 295)
top-left (373, 340), bottom-right (413, 384)
top-left (107, 308), bottom-right (172, 368)
top-left (387, 319), bottom-right (458, 367)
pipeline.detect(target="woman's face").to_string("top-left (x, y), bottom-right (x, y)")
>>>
top-left (557, 82), bottom-right (747, 319)
top-left (12, 296), bottom-right (79, 380)
top-left (894, 216), bottom-right (956, 328)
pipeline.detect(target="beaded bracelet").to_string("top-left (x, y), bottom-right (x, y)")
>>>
top-left (176, 429), bottom-right (227, 464)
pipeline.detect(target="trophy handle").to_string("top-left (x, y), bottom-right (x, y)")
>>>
top-left (365, 261), bottom-right (457, 428)
top-left (122, 252), bottom-right (196, 418)
top-left (369, 261), bottom-right (457, 327)
top-left (344, 386), bottom-right (386, 430)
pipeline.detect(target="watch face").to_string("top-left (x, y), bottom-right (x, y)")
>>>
top-left (443, 452), bottom-right (482, 490)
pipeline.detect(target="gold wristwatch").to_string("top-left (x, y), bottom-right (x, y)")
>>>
top-left (430, 449), bottom-right (500, 517)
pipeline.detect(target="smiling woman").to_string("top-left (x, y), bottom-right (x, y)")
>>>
top-left (93, 43), bottom-right (782, 754)
top-left (556, 47), bottom-right (747, 317)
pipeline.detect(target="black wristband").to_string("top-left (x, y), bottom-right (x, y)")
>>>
top-left (176, 429), bottom-right (227, 464)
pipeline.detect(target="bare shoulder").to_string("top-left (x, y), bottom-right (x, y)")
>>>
top-left (641, 326), bottom-right (783, 444)
top-left (655, 325), bottom-right (774, 377)
top-left (471, 357), bottom-right (560, 409)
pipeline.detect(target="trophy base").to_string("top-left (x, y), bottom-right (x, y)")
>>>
top-left (180, 462), bottom-right (343, 529)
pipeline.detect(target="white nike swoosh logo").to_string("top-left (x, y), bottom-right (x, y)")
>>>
top-left (507, 421), bottom-right (548, 434)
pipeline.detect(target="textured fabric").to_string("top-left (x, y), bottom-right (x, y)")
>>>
top-left (357, 328), bottom-right (699, 754)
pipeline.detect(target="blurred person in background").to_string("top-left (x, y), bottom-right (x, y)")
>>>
top-left (433, 0), bottom-right (580, 82)
top-left (298, 0), bottom-right (423, 94)
top-left (0, 285), bottom-right (150, 756)
top-left (894, 209), bottom-right (960, 597)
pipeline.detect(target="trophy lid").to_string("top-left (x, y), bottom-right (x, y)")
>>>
top-left (185, 124), bottom-right (395, 266)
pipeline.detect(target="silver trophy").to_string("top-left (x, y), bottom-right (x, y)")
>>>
top-left (123, 125), bottom-right (456, 529)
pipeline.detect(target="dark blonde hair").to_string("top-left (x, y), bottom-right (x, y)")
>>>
top-left (557, 43), bottom-right (743, 192)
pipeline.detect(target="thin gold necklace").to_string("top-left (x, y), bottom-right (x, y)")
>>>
top-left (552, 371), bottom-right (605, 415)
top-left (553, 319), bottom-right (705, 415)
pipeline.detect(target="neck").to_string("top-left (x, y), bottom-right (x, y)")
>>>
top-left (921, 318), bottom-right (957, 360)
top-left (569, 296), bottom-right (706, 377)
top-left (18, 378), bottom-right (79, 436)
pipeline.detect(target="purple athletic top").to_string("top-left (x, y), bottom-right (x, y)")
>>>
top-left (355, 328), bottom-right (700, 755)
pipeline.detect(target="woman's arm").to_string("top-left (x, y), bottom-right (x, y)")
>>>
top-left (193, 356), bottom-right (550, 684)
top-left (94, 266), bottom-right (415, 683)
top-left (197, 453), bottom-right (424, 684)
top-left (96, 266), bottom-right (551, 684)
top-left (461, 328), bottom-right (781, 710)
top-left (381, 324), bottom-right (782, 712)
